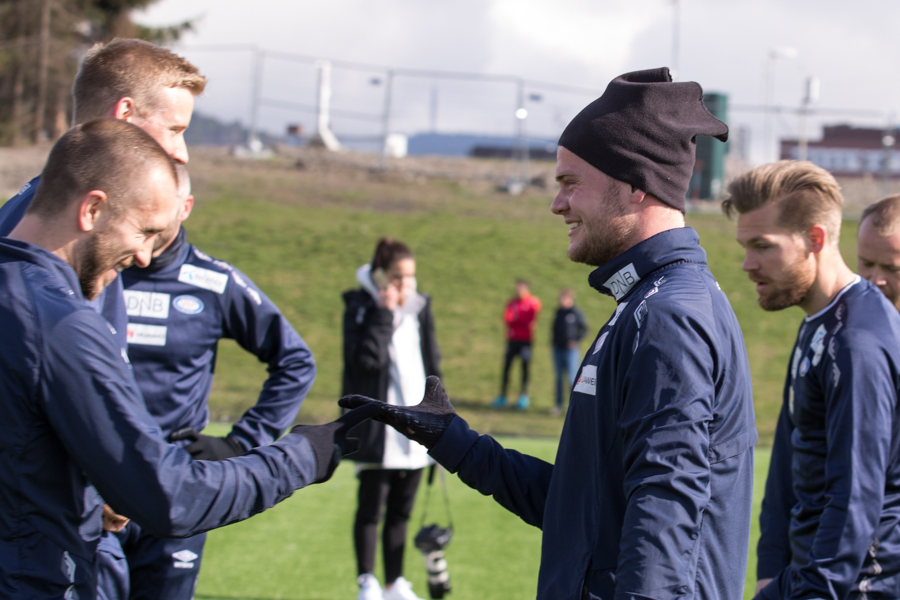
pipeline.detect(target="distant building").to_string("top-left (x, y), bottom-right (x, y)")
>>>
top-left (406, 132), bottom-right (557, 158)
top-left (781, 124), bottom-right (900, 178)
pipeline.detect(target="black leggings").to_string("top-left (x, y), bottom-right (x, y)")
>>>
top-left (354, 468), bottom-right (424, 584)
top-left (500, 340), bottom-right (532, 397)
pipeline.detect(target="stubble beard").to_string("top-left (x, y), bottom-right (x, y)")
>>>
top-left (77, 229), bottom-right (120, 300)
top-left (568, 181), bottom-right (637, 267)
top-left (757, 256), bottom-right (816, 311)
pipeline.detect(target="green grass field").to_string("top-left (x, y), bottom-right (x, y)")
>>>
top-left (196, 424), bottom-right (770, 600)
top-left (184, 153), bottom-right (860, 444)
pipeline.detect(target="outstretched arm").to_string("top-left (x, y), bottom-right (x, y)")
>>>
top-left (44, 309), bottom-right (374, 539)
top-left (340, 376), bottom-right (552, 528)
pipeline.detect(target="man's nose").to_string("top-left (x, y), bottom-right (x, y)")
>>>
top-left (550, 192), bottom-right (567, 215)
top-left (133, 242), bottom-right (154, 268)
top-left (170, 137), bottom-right (189, 165)
top-left (741, 253), bottom-right (756, 272)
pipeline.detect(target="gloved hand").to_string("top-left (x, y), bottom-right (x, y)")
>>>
top-left (291, 403), bottom-right (383, 483)
top-left (338, 376), bottom-right (456, 450)
top-left (168, 429), bottom-right (246, 461)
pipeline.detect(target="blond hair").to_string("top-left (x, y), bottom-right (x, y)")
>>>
top-left (72, 38), bottom-right (206, 123)
top-left (722, 160), bottom-right (843, 243)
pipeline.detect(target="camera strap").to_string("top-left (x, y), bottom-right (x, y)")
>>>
top-left (419, 464), bottom-right (453, 530)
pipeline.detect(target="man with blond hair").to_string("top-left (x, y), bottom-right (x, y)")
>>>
top-left (857, 194), bottom-right (900, 311)
top-left (724, 160), bottom-right (900, 600)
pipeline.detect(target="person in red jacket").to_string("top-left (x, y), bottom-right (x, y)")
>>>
top-left (493, 279), bottom-right (542, 410)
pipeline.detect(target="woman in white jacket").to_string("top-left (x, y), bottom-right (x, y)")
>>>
top-left (342, 238), bottom-right (442, 600)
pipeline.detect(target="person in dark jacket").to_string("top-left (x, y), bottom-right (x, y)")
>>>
top-left (341, 67), bottom-right (757, 600)
top-left (549, 288), bottom-right (587, 415)
top-left (725, 161), bottom-right (900, 600)
top-left (343, 238), bottom-right (441, 600)
top-left (0, 119), bottom-right (374, 600)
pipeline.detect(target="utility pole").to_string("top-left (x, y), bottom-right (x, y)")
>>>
top-left (882, 116), bottom-right (896, 197)
top-left (309, 60), bottom-right (341, 152)
top-left (247, 48), bottom-right (264, 151)
top-left (797, 76), bottom-right (819, 162)
top-left (429, 83), bottom-right (438, 133)
top-left (33, 0), bottom-right (50, 144)
top-left (763, 47), bottom-right (798, 162)
top-left (671, 0), bottom-right (680, 79)
top-left (512, 79), bottom-right (529, 194)
top-left (379, 69), bottom-right (394, 168)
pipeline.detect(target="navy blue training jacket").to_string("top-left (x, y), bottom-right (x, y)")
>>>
top-left (430, 228), bottom-right (757, 600)
top-left (757, 277), bottom-right (900, 600)
top-left (121, 227), bottom-right (315, 445)
top-left (0, 237), bottom-right (320, 600)
top-left (0, 175), bottom-right (128, 349)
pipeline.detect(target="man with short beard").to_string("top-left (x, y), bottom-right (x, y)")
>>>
top-left (340, 68), bottom-right (757, 600)
top-left (857, 194), bottom-right (900, 311)
top-left (724, 160), bottom-right (900, 600)
top-left (0, 119), bottom-right (375, 600)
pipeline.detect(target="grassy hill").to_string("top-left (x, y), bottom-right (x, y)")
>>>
top-left (181, 148), bottom-right (861, 446)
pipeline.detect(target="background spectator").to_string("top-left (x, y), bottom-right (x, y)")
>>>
top-left (550, 288), bottom-right (587, 415)
top-left (342, 237), bottom-right (442, 600)
top-left (493, 279), bottom-right (541, 410)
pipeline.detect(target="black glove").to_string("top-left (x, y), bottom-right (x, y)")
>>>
top-left (290, 403), bottom-right (383, 483)
top-left (338, 376), bottom-right (456, 450)
top-left (168, 429), bottom-right (246, 461)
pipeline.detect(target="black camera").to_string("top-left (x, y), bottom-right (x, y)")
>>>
top-left (414, 524), bottom-right (452, 598)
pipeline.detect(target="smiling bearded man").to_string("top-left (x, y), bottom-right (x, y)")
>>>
top-left (340, 67), bottom-right (758, 600)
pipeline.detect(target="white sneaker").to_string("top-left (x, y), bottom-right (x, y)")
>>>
top-left (383, 577), bottom-right (425, 600)
top-left (358, 573), bottom-right (384, 600)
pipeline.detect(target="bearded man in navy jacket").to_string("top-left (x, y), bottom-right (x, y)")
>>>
top-left (0, 119), bottom-right (372, 600)
top-left (341, 67), bottom-right (757, 600)
top-left (726, 161), bottom-right (900, 600)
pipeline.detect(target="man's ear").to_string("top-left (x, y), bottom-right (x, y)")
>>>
top-left (807, 224), bottom-right (827, 254)
top-left (179, 195), bottom-right (195, 223)
top-left (109, 97), bottom-right (138, 122)
top-left (77, 191), bottom-right (108, 232)
top-left (628, 185), bottom-right (647, 204)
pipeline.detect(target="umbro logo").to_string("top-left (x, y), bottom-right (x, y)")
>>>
top-left (172, 549), bottom-right (199, 569)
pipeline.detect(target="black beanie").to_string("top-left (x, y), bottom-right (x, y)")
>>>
top-left (558, 67), bottom-right (728, 212)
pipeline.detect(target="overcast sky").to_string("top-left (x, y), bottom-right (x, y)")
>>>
top-left (138, 0), bottom-right (900, 163)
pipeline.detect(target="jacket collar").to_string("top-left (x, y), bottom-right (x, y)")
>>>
top-left (0, 237), bottom-right (84, 301)
top-left (587, 227), bottom-right (706, 302)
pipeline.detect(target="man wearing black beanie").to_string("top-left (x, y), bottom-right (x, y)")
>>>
top-left (341, 67), bottom-right (757, 600)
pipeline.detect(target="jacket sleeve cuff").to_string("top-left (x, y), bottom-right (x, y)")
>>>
top-left (428, 415), bottom-right (479, 473)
